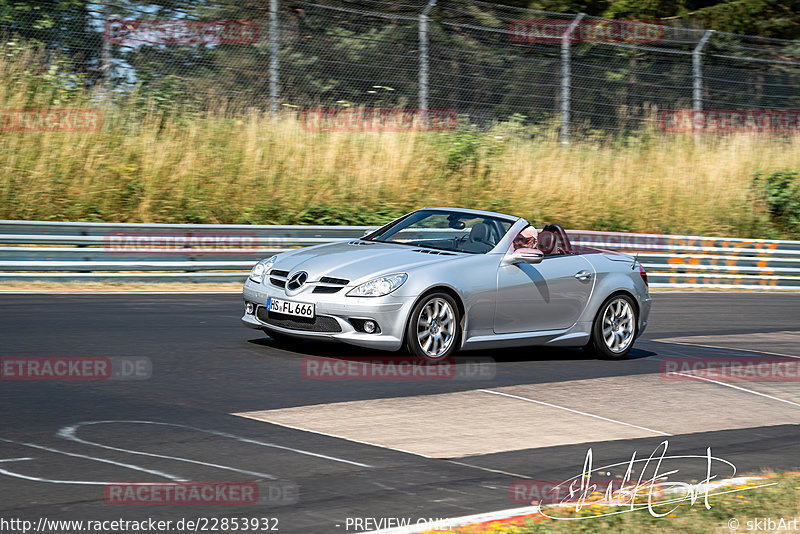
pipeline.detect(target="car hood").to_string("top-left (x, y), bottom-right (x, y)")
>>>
top-left (273, 240), bottom-right (462, 283)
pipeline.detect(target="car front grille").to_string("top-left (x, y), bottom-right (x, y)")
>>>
top-left (269, 269), bottom-right (289, 288)
top-left (312, 286), bottom-right (343, 294)
top-left (269, 271), bottom-right (347, 291)
top-left (313, 276), bottom-right (349, 294)
top-left (256, 307), bottom-right (342, 333)
top-left (320, 276), bottom-right (349, 285)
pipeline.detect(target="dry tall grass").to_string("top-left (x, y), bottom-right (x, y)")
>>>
top-left (1, 43), bottom-right (797, 237)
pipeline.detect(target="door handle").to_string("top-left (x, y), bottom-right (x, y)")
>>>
top-left (575, 270), bottom-right (592, 281)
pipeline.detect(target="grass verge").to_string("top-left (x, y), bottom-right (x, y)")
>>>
top-left (442, 472), bottom-right (800, 534)
top-left (1, 42), bottom-right (800, 238)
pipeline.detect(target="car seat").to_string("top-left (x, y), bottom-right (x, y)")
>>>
top-left (463, 222), bottom-right (492, 253)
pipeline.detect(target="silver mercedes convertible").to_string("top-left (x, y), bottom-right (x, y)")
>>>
top-left (242, 207), bottom-right (651, 361)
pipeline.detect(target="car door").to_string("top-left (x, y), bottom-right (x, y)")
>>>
top-left (493, 254), bottom-right (595, 334)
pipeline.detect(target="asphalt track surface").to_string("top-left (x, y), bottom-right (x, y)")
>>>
top-left (1, 293), bottom-right (799, 533)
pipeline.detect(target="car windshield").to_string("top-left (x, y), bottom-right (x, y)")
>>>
top-left (365, 210), bottom-right (515, 254)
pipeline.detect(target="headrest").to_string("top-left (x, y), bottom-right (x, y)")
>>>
top-left (538, 230), bottom-right (556, 254)
top-left (469, 222), bottom-right (490, 243)
top-left (540, 224), bottom-right (572, 254)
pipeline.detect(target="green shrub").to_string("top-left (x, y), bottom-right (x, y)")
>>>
top-left (753, 170), bottom-right (800, 234)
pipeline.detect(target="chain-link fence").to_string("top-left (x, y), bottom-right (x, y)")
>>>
top-left (4, 0), bottom-right (800, 140)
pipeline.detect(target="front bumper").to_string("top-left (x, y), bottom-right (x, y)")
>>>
top-left (241, 279), bottom-right (414, 351)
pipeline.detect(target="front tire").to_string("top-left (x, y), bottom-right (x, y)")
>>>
top-left (588, 294), bottom-right (637, 359)
top-left (405, 293), bottom-right (461, 362)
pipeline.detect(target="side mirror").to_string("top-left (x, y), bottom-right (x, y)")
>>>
top-left (503, 247), bottom-right (544, 265)
top-left (362, 229), bottom-right (372, 237)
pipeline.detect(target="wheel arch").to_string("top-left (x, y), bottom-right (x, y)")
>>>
top-left (584, 270), bottom-right (642, 325)
top-left (403, 285), bottom-right (467, 348)
top-left (603, 288), bottom-right (640, 317)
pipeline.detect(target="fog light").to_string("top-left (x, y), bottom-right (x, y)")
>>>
top-left (363, 320), bottom-right (377, 334)
top-left (245, 302), bottom-right (254, 314)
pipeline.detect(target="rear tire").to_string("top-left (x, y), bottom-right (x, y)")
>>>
top-left (405, 292), bottom-right (461, 362)
top-left (588, 294), bottom-right (637, 359)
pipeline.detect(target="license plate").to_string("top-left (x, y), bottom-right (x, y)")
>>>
top-left (266, 297), bottom-right (315, 318)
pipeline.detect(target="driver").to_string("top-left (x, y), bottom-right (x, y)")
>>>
top-left (512, 226), bottom-right (538, 251)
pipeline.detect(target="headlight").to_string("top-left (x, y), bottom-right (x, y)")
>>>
top-left (347, 273), bottom-right (407, 297)
top-left (249, 256), bottom-right (277, 284)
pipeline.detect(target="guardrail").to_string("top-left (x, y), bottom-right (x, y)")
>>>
top-left (1, 220), bottom-right (798, 289)
top-left (568, 230), bottom-right (800, 289)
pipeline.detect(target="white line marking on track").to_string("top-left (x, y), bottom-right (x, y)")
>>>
top-left (64, 420), bottom-right (372, 468)
top-left (675, 373), bottom-right (800, 409)
top-left (238, 413), bottom-right (568, 478)
top-left (652, 343), bottom-right (800, 365)
top-left (59, 424), bottom-right (276, 479)
top-left (479, 390), bottom-right (671, 436)
top-left (0, 437), bottom-right (184, 482)
top-left (445, 460), bottom-right (531, 479)
top-left (233, 418), bottom-right (413, 461)
top-left (0, 457), bottom-right (32, 462)
top-left (237, 415), bottom-right (558, 478)
top-left (660, 340), bottom-right (800, 360)
top-left (0, 467), bottom-right (108, 485)
top-left (651, 346), bottom-right (704, 360)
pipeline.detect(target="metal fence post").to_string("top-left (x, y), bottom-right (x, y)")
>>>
top-left (99, 0), bottom-right (111, 96)
top-left (269, 0), bottom-right (280, 117)
top-left (693, 30), bottom-right (714, 112)
top-left (419, 0), bottom-right (438, 118)
top-left (560, 13), bottom-right (585, 145)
